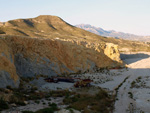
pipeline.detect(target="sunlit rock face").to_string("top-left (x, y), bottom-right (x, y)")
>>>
top-left (104, 43), bottom-right (121, 62)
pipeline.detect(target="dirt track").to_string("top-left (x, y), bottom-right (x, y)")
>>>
top-left (114, 52), bottom-right (150, 113)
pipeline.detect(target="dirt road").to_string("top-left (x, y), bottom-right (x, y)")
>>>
top-left (114, 52), bottom-right (150, 113)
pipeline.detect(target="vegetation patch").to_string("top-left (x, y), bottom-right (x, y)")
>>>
top-left (22, 103), bottom-right (58, 113)
top-left (128, 92), bottom-right (133, 99)
top-left (0, 97), bottom-right (9, 111)
top-left (115, 76), bottom-right (129, 97)
top-left (63, 89), bottom-right (114, 113)
top-left (130, 76), bottom-right (147, 88)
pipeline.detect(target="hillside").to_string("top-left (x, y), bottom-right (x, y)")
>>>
top-left (76, 24), bottom-right (150, 42)
top-left (0, 15), bottom-right (124, 88)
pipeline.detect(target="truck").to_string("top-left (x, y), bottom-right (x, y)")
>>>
top-left (44, 77), bottom-right (58, 83)
top-left (74, 79), bottom-right (92, 87)
top-left (44, 77), bottom-right (79, 83)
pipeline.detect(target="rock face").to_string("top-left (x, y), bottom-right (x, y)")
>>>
top-left (0, 39), bottom-right (19, 88)
top-left (0, 15), bottom-right (123, 88)
top-left (0, 35), bottom-right (122, 88)
top-left (104, 43), bottom-right (121, 62)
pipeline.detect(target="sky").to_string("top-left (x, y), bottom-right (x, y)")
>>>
top-left (0, 0), bottom-right (150, 36)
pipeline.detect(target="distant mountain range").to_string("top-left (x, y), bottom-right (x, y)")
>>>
top-left (76, 24), bottom-right (150, 42)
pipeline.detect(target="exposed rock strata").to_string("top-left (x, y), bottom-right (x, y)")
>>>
top-left (0, 39), bottom-right (19, 88)
top-left (0, 36), bottom-right (122, 88)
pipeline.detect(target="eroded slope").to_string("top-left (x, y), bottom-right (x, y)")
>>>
top-left (0, 35), bottom-right (122, 88)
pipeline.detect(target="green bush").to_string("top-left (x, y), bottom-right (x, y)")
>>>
top-left (23, 103), bottom-right (58, 113)
top-left (36, 108), bottom-right (54, 113)
top-left (49, 103), bottom-right (57, 110)
top-left (131, 81), bottom-right (136, 88)
top-left (36, 104), bottom-right (58, 113)
top-left (0, 97), bottom-right (9, 111)
top-left (128, 92), bottom-right (133, 99)
top-left (22, 111), bottom-right (34, 113)
top-left (35, 100), bottom-right (40, 104)
top-left (6, 85), bottom-right (13, 90)
top-left (16, 101), bottom-right (26, 106)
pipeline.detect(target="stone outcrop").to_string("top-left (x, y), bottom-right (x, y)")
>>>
top-left (104, 43), bottom-right (121, 62)
top-left (0, 35), bottom-right (122, 88)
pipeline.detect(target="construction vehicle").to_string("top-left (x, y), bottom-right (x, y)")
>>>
top-left (44, 77), bottom-right (58, 83)
top-left (44, 77), bottom-right (79, 83)
top-left (44, 77), bottom-right (92, 88)
top-left (74, 79), bottom-right (92, 87)
top-left (57, 77), bottom-right (75, 83)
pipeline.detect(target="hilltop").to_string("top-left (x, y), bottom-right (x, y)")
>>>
top-left (0, 15), bottom-right (150, 52)
top-left (0, 15), bottom-right (104, 39)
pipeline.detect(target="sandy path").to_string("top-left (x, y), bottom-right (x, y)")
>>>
top-left (114, 53), bottom-right (150, 113)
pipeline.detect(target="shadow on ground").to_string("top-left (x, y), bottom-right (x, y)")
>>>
top-left (120, 53), bottom-right (150, 64)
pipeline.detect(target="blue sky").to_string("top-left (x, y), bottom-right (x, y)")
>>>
top-left (0, 0), bottom-right (150, 36)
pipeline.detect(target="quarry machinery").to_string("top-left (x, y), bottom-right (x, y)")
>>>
top-left (74, 79), bottom-right (92, 87)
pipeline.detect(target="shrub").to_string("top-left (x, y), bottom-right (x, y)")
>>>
top-left (6, 85), bottom-right (13, 90)
top-left (23, 103), bottom-right (58, 113)
top-left (42, 102), bottom-right (46, 105)
top-left (49, 103), bottom-right (57, 109)
top-left (36, 104), bottom-right (58, 113)
top-left (22, 111), bottom-right (34, 113)
top-left (128, 92), bottom-right (133, 99)
top-left (35, 100), bottom-right (40, 104)
top-left (96, 90), bottom-right (108, 99)
top-left (0, 97), bottom-right (9, 111)
top-left (131, 81), bottom-right (136, 88)
top-left (16, 101), bottom-right (26, 106)
top-left (50, 90), bottom-right (73, 97)
top-left (36, 108), bottom-right (54, 113)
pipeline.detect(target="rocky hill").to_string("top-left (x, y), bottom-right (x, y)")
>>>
top-left (76, 24), bottom-right (150, 42)
top-left (0, 15), bottom-right (125, 88)
top-left (0, 16), bottom-right (150, 51)
top-left (0, 15), bottom-right (105, 39)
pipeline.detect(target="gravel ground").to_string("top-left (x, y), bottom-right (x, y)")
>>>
top-left (3, 52), bottom-right (150, 113)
